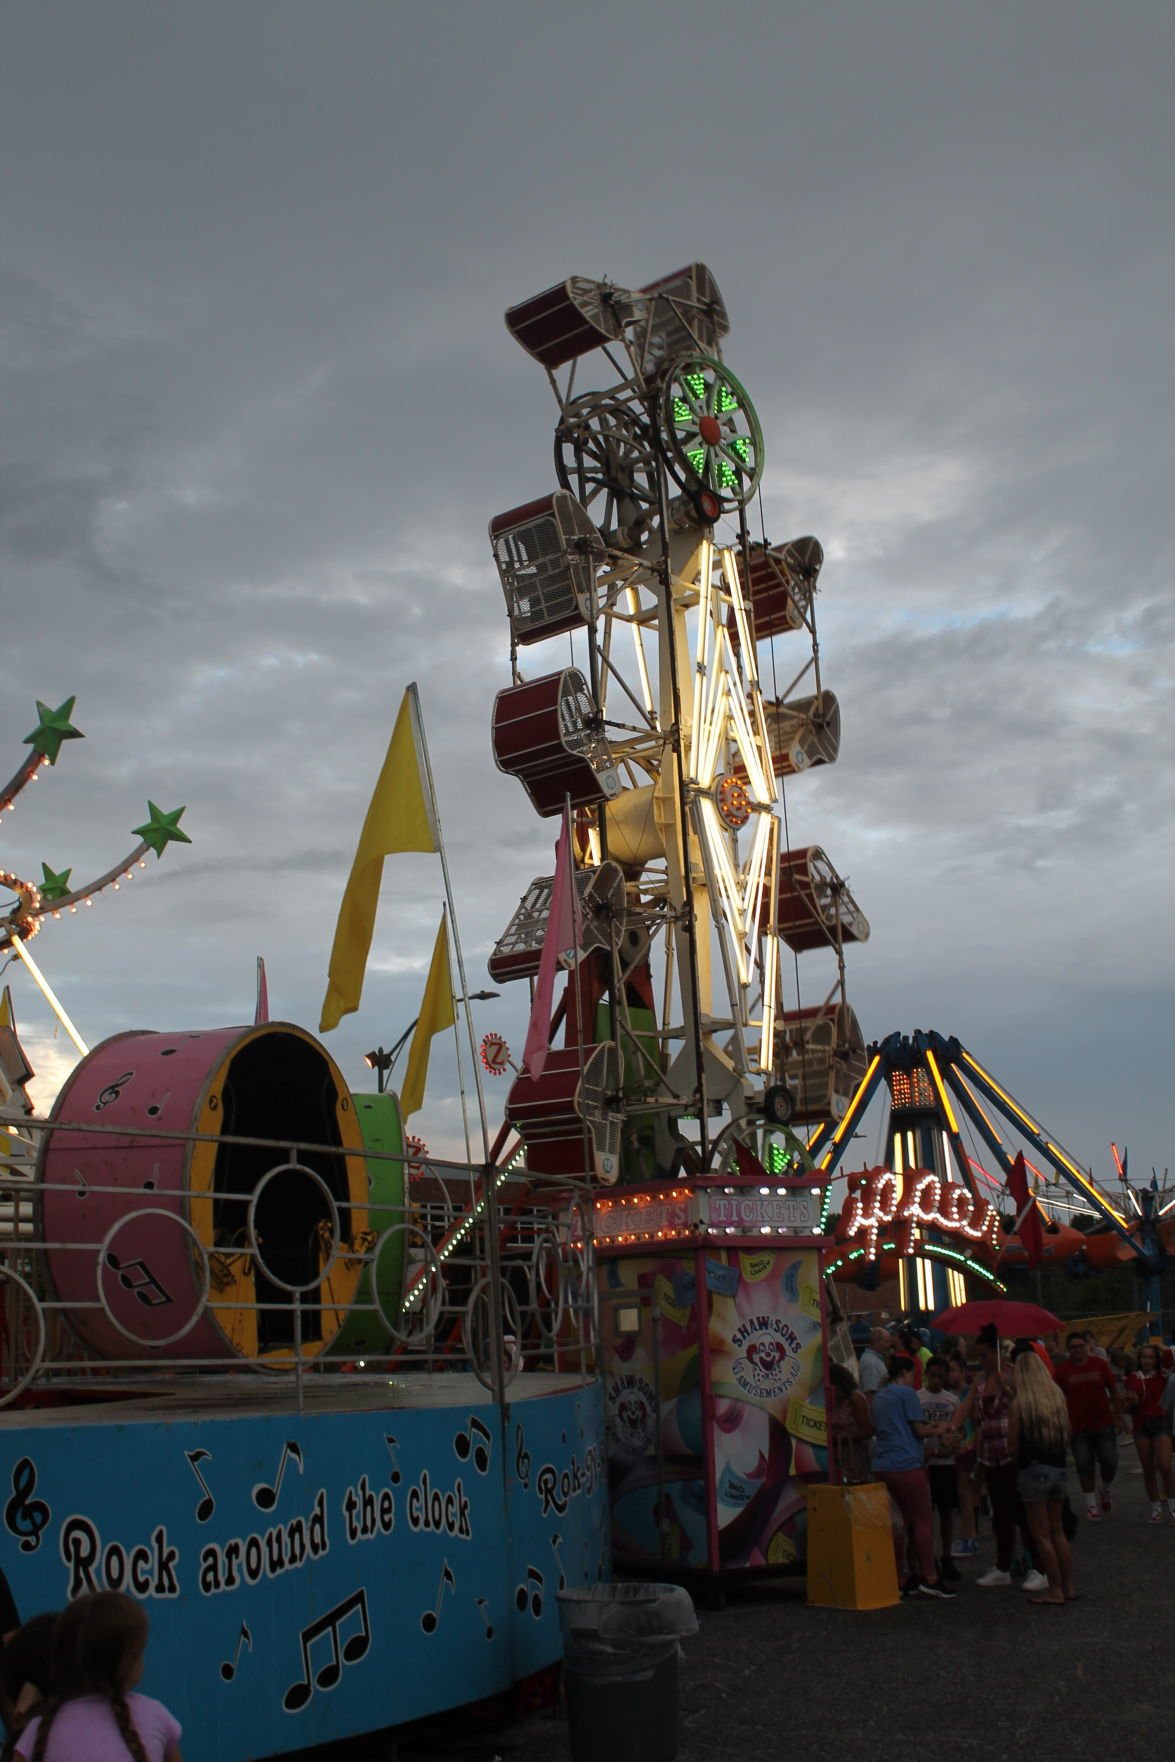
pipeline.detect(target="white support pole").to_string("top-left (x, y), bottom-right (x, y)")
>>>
top-left (408, 683), bottom-right (506, 1404)
top-left (9, 937), bottom-right (89, 1056)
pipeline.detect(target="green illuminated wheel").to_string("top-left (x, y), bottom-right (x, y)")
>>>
top-left (660, 355), bottom-right (764, 509)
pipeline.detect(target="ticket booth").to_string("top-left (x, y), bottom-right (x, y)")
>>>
top-left (593, 1173), bottom-right (833, 1586)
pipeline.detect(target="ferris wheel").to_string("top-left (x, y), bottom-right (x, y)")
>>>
top-left (485, 265), bottom-right (869, 1184)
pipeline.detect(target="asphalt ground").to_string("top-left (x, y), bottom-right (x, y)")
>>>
top-left (295, 1439), bottom-right (1173, 1762)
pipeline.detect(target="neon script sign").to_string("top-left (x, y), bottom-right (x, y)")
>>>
top-left (843, 1167), bottom-right (1000, 1261)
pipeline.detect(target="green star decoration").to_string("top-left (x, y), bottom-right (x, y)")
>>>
top-left (39, 863), bottom-right (74, 903)
top-left (132, 802), bottom-right (192, 859)
top-left (23, 697), bottom-right (84, 765)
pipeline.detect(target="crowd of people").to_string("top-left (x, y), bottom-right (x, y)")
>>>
top-left (828, 1321), bottom-right (1175, 1604)
top-left (0, 1588), bottom-right (181, 1762)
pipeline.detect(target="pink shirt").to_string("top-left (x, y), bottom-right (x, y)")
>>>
top-left (17, 1691), bottom-right (181, 1761)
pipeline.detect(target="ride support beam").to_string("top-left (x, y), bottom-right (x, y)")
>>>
top-left (950, 1042), bottom-right (1136, 1250)
top-left (809, 1049), bottom-right (885, 1175)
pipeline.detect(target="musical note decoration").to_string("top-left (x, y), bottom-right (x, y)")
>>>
top-left (514, 1567), bottom-right (544, 1619)
top-left (185, 1449), bottom-right (216, 1524)
top-left (454, 1415), bottom-right (492, 1475)
top-left (105, 1251), bottom-right (173, 1308)
top-left (383, 1433), bottom-right (402, 1486)
top-left (475, 1597), bottom-right (495, 1642)
top-left (253, 1440), bottom-right (304, 1512)
top-left (282, 1588), bottom-right (371, 1714)
top-left (220, 1622), bottom-right (252, 1684)
top-left (550, 1531), bottom-right (567, 1592)
top-left (420, 1560), bottom-right (456, 1635)
top-left (4, 1457), bottom-right (50, 1555)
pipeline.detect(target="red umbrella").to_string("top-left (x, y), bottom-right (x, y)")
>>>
top-left (931, 1298), bottom-right (1063, 1337)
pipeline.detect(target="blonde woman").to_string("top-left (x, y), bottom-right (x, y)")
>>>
top-left (1008, 1353), bottom-right (1075, 1606)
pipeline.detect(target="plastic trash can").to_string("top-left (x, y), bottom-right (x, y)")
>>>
top-left (557, 1582), bottom-right (698, 1762)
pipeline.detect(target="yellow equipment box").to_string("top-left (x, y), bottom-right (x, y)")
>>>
top-left (806, 1483), bottom-right (900, 1610)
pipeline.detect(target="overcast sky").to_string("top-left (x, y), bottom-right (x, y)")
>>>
top-left (3, 2), bottom-right (1172, 1194)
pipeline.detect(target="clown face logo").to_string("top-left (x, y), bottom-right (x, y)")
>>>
top-left (730, 1315), bottom-right (803, 1400)
top-left (745, 1337), bottom-right (783, 1377)
top-left (606, 1373), bottom-right (657, 1459)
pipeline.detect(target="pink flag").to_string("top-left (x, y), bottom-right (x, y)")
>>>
top-left (733, 1138), bottom-right (769, 1182)
top-left (522, 811), bottom-right (579, 1080)
top-left (254, 956), bottom-right (270, 1025)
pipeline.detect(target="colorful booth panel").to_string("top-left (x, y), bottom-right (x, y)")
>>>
top-left (599, 1244), bottom-right (828, 1575)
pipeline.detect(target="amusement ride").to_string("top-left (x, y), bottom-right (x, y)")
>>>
top-left (1, 264), bottom-right (1169, 1759)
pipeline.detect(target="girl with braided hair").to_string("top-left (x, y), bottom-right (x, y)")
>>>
top-left (1, 1612), bottom-right (58, 1762)
top-left (15, 1592), bottom-right (182, 1762)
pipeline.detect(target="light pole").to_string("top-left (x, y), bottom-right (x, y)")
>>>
top-left (364, 990), bottom-right (499, 1094)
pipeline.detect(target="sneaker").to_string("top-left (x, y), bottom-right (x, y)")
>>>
top-left (1085, 1504), bottom-right (1101, 1522)
top-left (951, 1536), bottom-right (979, 1557)
top-left (941, 1557), bottom-right (962, 1582)
top-left (1148, 1506), bottom-right (1163, 1524)
top-left (1021, 1569), bottom-right (1049, 1592)
top-left (900, 1580), bottom-right (922, 1599)
top-left (1100, 1487), bottom-right (1112, 1513)
top-left (917, 1581), bottom-right (958, 1600)
top-left (977, 1567), bottom-right (1013, 1587)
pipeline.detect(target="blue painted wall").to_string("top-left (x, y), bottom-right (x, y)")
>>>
top-left (1, 1383), bottom-right (608, 1761)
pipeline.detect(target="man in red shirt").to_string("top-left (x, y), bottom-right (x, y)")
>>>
top-left (1054, 1330), bottom-right (1127, 1519)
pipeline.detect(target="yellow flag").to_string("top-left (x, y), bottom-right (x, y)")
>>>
top-left (320, 687), bottom-right (438, 1032)
top-left (399, 913), bottom-right (456, 1118)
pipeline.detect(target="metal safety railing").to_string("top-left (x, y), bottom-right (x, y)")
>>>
top-left (0, 1111), bottom-right (599, 1415)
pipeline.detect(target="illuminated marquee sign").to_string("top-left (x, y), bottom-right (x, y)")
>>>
top-left (593, 1197), bottom-right (692, 1244)
top-left (592, 1185), bottom-right (824, 1246)
top-left (843, 1167), bottom-right (999, 1261)
top-left (701, 1191), bottom-right (819, 1232)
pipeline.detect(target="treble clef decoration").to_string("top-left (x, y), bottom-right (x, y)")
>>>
top-left (5, 1456), bottom-right (50, 1554)
top-left (94, 1071), bottom-right (134, 1112)
top-left (514, 1424), bottom-right (531, 1491)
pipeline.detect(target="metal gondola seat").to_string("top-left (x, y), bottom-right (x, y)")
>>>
top-left (505, 1044), bottom-right (622, 1182)
top-left (769, 845), bottom-right (870, 952)
top-left (620, 262), bottom-right (730, 377)
top-left (488, 861), bottom-right (626, 984)
top-left (757, 690), bottom-right (841, 778)
top-left (504, 277), bottom-right (624, 367)
top-left (775, 1002), bottom-right (868, 1122)
top-left (489, 491), bottom-right (606, 647)
top-left (491, 669), bottom-right (622, 817)
top-left (733, 537), bottom-right (822, 642)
